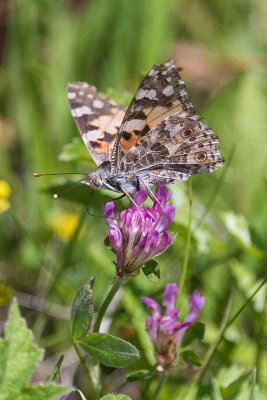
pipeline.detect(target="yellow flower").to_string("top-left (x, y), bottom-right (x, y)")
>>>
top-left (0, 180), bottom-right (11, 213)
top-left (0, 283), bottom-right (13, 306)
top-left (48, 210), bottom-right (82, 243)
top-left (0, 198), bottom-right (10, 213)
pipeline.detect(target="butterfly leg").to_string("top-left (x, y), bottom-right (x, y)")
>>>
top-left (121, 188), bottom-right (144, 222)
top-left (137, 175), bottom-right (162, 207)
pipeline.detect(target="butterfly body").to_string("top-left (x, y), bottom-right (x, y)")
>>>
top-left (82, 163), bottom-right (146, 193)
top-left (68, 60), bottom-right (224, 195)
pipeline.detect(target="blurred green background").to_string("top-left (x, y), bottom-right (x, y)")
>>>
top-left (0, 0), bottom-right (266, 399)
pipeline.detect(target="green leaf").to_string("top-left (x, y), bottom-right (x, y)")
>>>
top-left (249, 368), bottom-right (256, 400)
top-left (100, 395), bottom-right (132, 400)
top-left (87, 276), bottom-right (95, 289)
top-left (0, 299), bottom-right (71, 400)
top-left (18, 385), bottom-right (70, 400)
top-left (0, 299), bottom-right (43, 397)
top-left (142, 260), bottom-right (161, 283)
top-left (181, 322), bottom-right (205, 348)
top-left (222, 212), bottom-right (263, 260)
top-left (58, 138), bottom-right (92, 163)
top-left (70, 283), bottom-right (94, 340)
top-left (46, 355), bottom-right (64, 383)
top-left (126, 370), bottom-right (154, 382)
top-left (180, 350), bottom-right (202, 369)
top-left (220, 368), bottom-right (255, 400)
top-left (212, 366), bottom-right (266, 400)
top-left (78, 333), bottom-right (140, 368)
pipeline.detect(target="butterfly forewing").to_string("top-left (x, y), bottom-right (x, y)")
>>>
top-left (67, 82), bottom-right (126, 166)
top-left (111, 59), bottom-right (196, 172)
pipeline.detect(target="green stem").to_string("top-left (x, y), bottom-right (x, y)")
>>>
top-left (185, 290), bottom-right (233, 400)
top-left (151, 372), bottom-right (167, 400)
top-left (178, 178), bottom-right (192, 304)
top-left (255, 285), bottom-right (267, 384)
top-left (93, 277), bottom-right (123, 333)
top-left (225, 278), bottom-right (266, 330)
top-left (72, 340), bottom-right (99, 400)
top-left (185, 277), bottom-right (266, 399)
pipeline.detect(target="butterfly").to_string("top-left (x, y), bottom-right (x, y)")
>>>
top-left (67, 60), bottom-right (224, 198)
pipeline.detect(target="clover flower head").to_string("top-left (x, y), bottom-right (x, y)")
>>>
top-left (141, 284), bottom-right (205, 371)
top-left (103, 185), bottom-right (175, 279)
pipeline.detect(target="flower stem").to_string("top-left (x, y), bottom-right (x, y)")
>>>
top-left (93, 277), bottom-right (123, 333)
top-left (151, 372), bottom-right (167, 400)
top-left (72, 340), bottom-right (99, 400)
top-left (178, 178), bottom-right (192, 304)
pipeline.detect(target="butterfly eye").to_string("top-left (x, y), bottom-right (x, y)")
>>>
top-left (89, 174), bottom-right (103, 190)
top-left (182, 128), bottom-right (192, 137)
top-left (195, 152), bottom-right (207, 162)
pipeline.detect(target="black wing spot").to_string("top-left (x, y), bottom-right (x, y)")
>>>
top-left (91, 141), bottom-right (101, 149)
top-left (182, 129), bottom-right (192, 137)
top-left (141, 124), bottom-right (150, 136)
top-left (135, 110), bottom-right (147, 120)
top-left (87, 125), bottom-right (99, 131)
top-left (195, 152), bottom-right (207, 161)
top-left (122, 131), bottom-right (132, 140)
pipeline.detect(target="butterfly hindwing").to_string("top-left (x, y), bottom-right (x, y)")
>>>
top-left (67, 82), bottom-right (126, 166)
top-left (119, 114), bottom-right (224, 177)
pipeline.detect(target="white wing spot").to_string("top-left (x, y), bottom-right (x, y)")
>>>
top-left (84, 130), bottom-right (104, 140)
top-left (164, 60), bottom-right (174, 68)
top-left (162, 85), bottom-right (174, 96)
top-left (70, 84), bottom-right (80, 89)
top-left (87, 94), bottom-right (93, 99)
top-left (93, 100), bottom-right (104, 109)
top-left (162, 71), bottom-right (167, 75)
top-left (136, 88), bottom-right (157, 100)
top-left (73, 106), bottom-right (92, 117)
top-left (167, 77), bottom-right (172, 82)
top-left (78, 90), bottom-right (84, 96)
top-left (67, 92), bottom-right (76, 99)
top-left (123, 119), bottom-right (144, 131)
top-left (148, 68), bottom-right (158, 77)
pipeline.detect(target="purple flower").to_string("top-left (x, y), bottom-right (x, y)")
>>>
top-left (102, 185), bottom-right (175, 279)
top-left (141, 284), bottom-right (205, 371)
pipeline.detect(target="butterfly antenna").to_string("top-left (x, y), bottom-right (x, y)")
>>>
top-left (34, 172), bottom-right (88, 177)
top-left (53, 178), bottom-right (86, 199)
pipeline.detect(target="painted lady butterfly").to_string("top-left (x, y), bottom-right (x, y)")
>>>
top-left (67, 60), bottom-right (224, 197)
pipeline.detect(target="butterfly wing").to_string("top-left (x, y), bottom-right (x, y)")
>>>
top-left (111, 59), bottom-right (195, 172)
top-left (67, 82), bottom-right (126, 166)
top-left (119, 114), bottom-right (224, 181)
